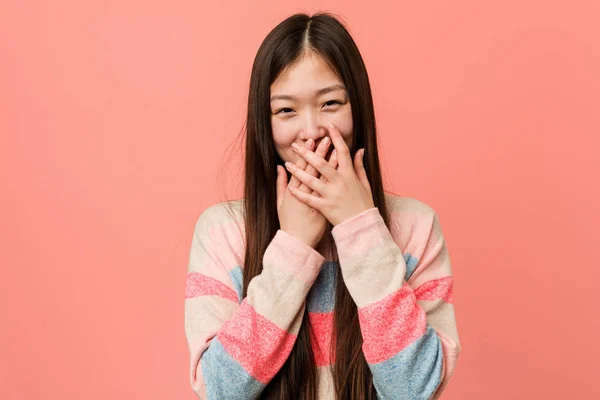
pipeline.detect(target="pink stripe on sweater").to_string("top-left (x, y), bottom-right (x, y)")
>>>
top-left (358, 281), bottom-right (427, 364)
top-left (308, 312), bottom-right (335, 366)
top-left (185, 272), bottom-right (238, 303)
top-left (414, 276), bottom-right (453, 303)
top-left (218, 301), bottom-right (297, 384)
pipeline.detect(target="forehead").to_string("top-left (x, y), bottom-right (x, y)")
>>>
top-left (270, 53), bottom-right (342, 93)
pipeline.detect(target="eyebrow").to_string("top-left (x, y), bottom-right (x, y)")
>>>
top-left (270, 84), bottom-right (347, 101)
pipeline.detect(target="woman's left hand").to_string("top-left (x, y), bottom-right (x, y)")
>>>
top-left (285, 122), bottom-right (375, 227)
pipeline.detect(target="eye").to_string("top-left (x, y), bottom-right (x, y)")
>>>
top-left (275, 108), bottom-right (294, 115)
top-left (323, 100), bottom-right (342, 108)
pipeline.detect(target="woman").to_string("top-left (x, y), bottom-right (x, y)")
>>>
top-left (185, 12), bottom-right (461, 399)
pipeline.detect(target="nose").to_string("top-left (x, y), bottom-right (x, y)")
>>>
top-left (302, 114), bottom-right (328, 145)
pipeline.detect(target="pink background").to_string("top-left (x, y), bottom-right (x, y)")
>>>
top-left (1, 1), bottom-right (599, 399)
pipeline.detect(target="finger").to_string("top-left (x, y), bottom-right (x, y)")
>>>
top-left (302, 139), bottom-right (320, 195)
top-left (318, 147), bottom-right (338, 183)
top-left (353, 148), bottom-right (370, 189)
top-left (315, 147), bottom-right (338, 198)
top-left (329, 149), bottom-right (339, 171)
top-left (288, 156), bottom-right (312, 193)
top-left (288, 185), bottom-right (324, 212)
top-left (285, 161), bottom-right (328, 196)
top-left (305, 137), bottom-right (330, 178)
top-left (276, 165), bottom-right (287, 209)
top-left (308, 137), bottom-right (331, 195)
top-left (328, 122), bottom-right (352, 172)
top-left (291, 140), bottom-right (338, 184)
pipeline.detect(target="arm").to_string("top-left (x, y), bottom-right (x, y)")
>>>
top-left (331, 203), bottom-right (461, 400)
top-left (184, 205), bottom-right (325, 399)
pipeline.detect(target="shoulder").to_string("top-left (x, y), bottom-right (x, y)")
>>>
top-left (382, 191), bottom-right (443, 253)
top-left (195, 198), bottom-right (245, 229)
top-left (383, 190), bottom-right (438, 220)
top-left (192, 198), bottom-right (246, 264)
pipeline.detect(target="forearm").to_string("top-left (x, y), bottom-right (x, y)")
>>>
top-left (187, 229), bottom-right (325, 399)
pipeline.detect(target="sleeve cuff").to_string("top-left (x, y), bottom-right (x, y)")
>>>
top-left (263, 229), bottom-right (326, 284)
top-left (331, 207), bottom-right (383, 243)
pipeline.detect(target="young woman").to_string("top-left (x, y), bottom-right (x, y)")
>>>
top-left (185, 12), bottom-right (461, 400)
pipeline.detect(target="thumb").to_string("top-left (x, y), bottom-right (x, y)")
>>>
top-left (353, 149), bottom-right (369, 188)
top-left (276, 165), bottom-right (287, 209)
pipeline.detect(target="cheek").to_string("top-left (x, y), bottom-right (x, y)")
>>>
top-left (332, 112), bottom-right (353, 148)
top-left (271, 121), bottom-right (296, 144)
top-left (271, 120), bottom-right (296, 160)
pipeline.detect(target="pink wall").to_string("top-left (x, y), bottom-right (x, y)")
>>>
top-left (1, 1), bottom-right (599, 399)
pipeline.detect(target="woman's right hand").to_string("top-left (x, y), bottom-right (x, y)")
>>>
top-left (276, 138), bottom-right (338, 249)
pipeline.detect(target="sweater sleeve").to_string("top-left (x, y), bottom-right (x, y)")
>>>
top-left (184, 205), bottom-right (326, 399)
top-left (330, 204), bottom-right (461, 400)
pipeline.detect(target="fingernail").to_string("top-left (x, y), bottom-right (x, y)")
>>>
top-left (285, 161), bottom-right (293, 169)
top-left (306, 139), bottom-right (314, 148)
top-left (291, 143), bottom-right (299, 151)
top-left (322, 137), bottom-right (330, 146)
top-left (329, 122), bottom-right (335, 129)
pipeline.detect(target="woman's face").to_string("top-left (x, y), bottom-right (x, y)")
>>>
top-left (270, 52), bottom-right (353, 164)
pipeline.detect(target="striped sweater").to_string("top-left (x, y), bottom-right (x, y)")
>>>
top-left (184, 192), bottom-right (461, 399)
